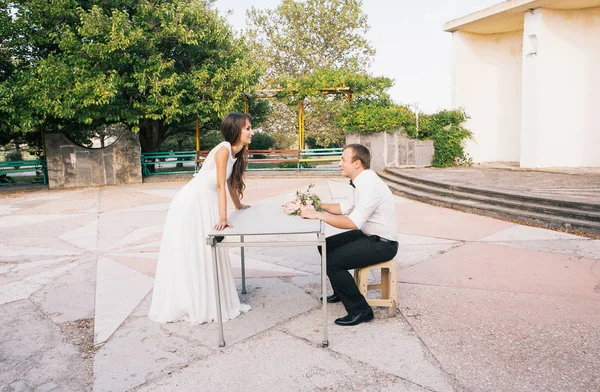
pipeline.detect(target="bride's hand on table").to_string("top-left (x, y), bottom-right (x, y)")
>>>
top-left (214, 220), bottom-right (232, 231)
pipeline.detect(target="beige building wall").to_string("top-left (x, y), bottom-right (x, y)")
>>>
top-left (453, 30), bottom-right (523, 163)
top-left (520, 7), bottom-right (600, 167)
top-left (447, 0), bottom-right (600, 168)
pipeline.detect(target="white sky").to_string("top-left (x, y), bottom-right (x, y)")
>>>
top-left (214, 0), bottom-right (501, 113)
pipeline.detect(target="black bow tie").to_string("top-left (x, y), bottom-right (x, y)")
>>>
top-left (349, 180), bottom-right (355, 188)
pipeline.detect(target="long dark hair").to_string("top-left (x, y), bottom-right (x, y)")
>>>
top-left (220, 112), bottom-right (251, 199)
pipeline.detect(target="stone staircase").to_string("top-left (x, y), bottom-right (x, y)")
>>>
top-left (379, 168), bottom-right (600, 236)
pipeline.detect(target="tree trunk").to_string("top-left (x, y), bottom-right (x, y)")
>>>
top-left (138, 120), bottom-right (167, 173)
top-left (138, 120), bottom-right (167, 152)
top-left (176, 139), bottom-right (184, 168)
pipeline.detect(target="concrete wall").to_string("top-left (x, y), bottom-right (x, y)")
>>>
top-left (45, 131), bottom-right (142, 189)
top-left (520, 7), bottom-right (600, 167)
top-left (452, 30), bottom-right (523, 163)
top-left (346, 131), bottom-right (434, 171)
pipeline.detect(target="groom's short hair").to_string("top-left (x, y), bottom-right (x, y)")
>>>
top-left (345, 144), bottom-right (371, 169)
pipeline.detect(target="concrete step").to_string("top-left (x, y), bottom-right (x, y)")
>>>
top-left (383, 169), bottom-right (600, 212)
top-left (379, 170), bottom-right (600, 222)
top-left (379, 169), bottom-right (600, 236)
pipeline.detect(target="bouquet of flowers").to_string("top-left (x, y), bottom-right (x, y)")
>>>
top-left (282, 183), bottom-right (322, 215)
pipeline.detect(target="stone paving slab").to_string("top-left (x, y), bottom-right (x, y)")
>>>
top-left (476, 225), bottom-right (586, 242)
top-left (31, 257), bottom-right (96, 324)
top-left (0, 299), bottom-right (92, 391)
top-left (279, 308), bottom-right (455, 392)
top-left (138, 329), bottom-right (432, 392)
top-left (394, 200), bottom-right (515, 241)
top-left (400, 242), bottom-right (600, 300)
top-left (399, 284), bottom-right (600, 392)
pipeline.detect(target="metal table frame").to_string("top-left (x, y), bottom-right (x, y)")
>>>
top-left (206, 208), bottom-right (328, 348)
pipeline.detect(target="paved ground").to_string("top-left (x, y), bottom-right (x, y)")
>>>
top-left (1, 171), bottom-right (599, 391)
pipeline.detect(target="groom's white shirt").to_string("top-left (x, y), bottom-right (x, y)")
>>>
top-left (339, 170), bottom-right (398, 242)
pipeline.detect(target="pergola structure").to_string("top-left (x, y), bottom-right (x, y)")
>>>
top-left (195, 87), bottom-right (353, 151)
top-left (242, 87), bottom-right (352, 150)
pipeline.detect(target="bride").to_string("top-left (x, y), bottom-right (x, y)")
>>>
top-left (148, 112), bottom-right (253, 324)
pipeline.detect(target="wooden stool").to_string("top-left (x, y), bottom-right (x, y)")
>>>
top-left (354, 260), bottom-right (398, 317)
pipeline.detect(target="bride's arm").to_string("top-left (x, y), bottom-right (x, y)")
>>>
top-left (214, 146), bottom-right (232, 231)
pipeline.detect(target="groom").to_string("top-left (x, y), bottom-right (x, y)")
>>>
top-left (301, 144), bottom-right (399, 326)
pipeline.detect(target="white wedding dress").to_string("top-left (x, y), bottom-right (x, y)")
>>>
top-left (148, 141), bottom-right (251, 324)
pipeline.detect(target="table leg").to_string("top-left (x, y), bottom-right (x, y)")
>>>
top-left (240, 235), bottom-right (246, 294)
top-left (321, 237), bottom-right (328, 347)
top-left (211, 242), bottom-right (226, 347)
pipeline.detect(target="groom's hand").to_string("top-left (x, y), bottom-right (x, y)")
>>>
top-left (301, 208), bottom-right (320, 220)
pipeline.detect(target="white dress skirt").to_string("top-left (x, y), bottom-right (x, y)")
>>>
top-left (148, 141), bottom-right (251, 324)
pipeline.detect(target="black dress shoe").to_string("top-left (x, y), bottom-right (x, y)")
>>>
top-left (334, 307), bottom-right (374, 326)
top-left (320, 294), bottom-right (341, 303)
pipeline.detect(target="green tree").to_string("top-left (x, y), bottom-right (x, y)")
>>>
top-left (247, 0), bottom-right (373, 79)
top-left (246, 0), bottom-right (375, 147)
top-left (0, 2), bottom-right (20, 149)
top-left (1, 0), bottom-right (91, 151)
top-left (6, 0), bottom-right (261, 152)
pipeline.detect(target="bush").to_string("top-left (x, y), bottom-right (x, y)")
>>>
top-left (419, 109), bottom-right (472, 168)
top-left (159, 134), bottom-right (196, 152)
top-left (5, 150), bottom-right (23, 162)
top-left (277, 161), bottom-right (300, 169)
top-left (305, 137), bottom-right (342, 149)
top-left (249, 132), bottom-right (275, 150)
top-left (336, 102), bottom-right (473, 168)
top-left (336, 100), bottom-right (415, 134)
top-left (275, 161), bottom-right (315, 169)
top-left (200, 130), bottom-right (223, 151)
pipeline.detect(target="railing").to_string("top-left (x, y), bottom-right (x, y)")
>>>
top-left (0, 159), bottom-right (47, 185)
top-left (246, 149), bottom-right (301, 171)
top-left (300, 148), bottom-right (342, 168)
top-left (245, 148), bottom-right (343, 171)
top-left (142, 148), bottom-right (343, 177)
top-left (141, 151), bottom-right (197, 177)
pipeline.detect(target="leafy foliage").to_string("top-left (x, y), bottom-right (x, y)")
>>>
top-left (281, 183), bottom-right (322, 215)
top-left (199, 130), bottom-right (224, 151)
top-left (248, 132), bottom-right (275, 150)
top-left (336, 103), bottom-right (473, 168)
top-left (247, 0), bottom-right (373, 80)
top-left (258, 101), bottom-right (298, 149)
top-left (158, 133), bottom-right (196, 152)
top-left (336, 99), bottom-right (415, 134)
top-left (1, 0), bottom-right (262, 152)
top-left (245, 0), bottom-right (375, 149)
top-left (419, 109), bottom-right (472, 167)
top-left (272, 69), bottom-right (391, 103)
top-left (250, 70), bottom-right (394, 148)
top-left (4, 149), bottom-right (23, 162)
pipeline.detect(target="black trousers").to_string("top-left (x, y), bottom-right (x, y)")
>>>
top-left (320, 230), bottom-right (398, 316)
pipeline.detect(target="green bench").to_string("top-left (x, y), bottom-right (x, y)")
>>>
top-left (196, 149), bottom-right (302, 171)
top-left (246, 149), bottom-right (300, 170)
top-left (141, 151), bottom-right (198, 177)
top-left (0, 159), bottom-right (47, 185)
top-left (142, 147), bottom-right (343, 177)
top-left (298, 148), bottom-right (343, 171)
